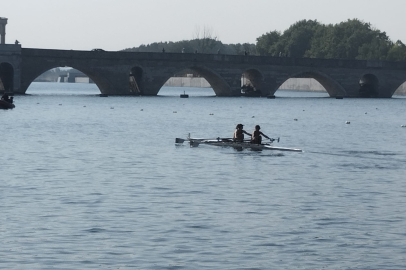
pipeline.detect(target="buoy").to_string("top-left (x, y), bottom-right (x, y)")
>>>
top-left (294, 119), bottom-right (298, 121)
top-left (401, 125), bottom-right (406, 127)
top-left (346, 121), bottom-right (350, 124)
top-left (180, 91), bottom-right (189, 98)
top-left (173, 111), bottom-right (177, 113)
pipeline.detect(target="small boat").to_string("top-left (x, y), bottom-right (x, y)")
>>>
top-left (0, 99), bottom-right (15, 109)
top-left (175, 136), bottom-right (302, 152)
top-left (241, 84), bottom-right (261, 97)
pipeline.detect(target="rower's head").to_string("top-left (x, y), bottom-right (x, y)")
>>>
top-left (255, 125), bottom-right (260, 130)
top-left (236, 124), bottom-right (243, 129)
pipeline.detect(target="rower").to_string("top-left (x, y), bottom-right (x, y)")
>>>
top-left (233, 124), bottom-right (251, 142)
top-left (251, 125), bottom-right (270, 144)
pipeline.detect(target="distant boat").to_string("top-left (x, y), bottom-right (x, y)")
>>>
top-left (241, 84), bottom-right (261, 97)
top-left (0, 99), bottom-right (15, 109)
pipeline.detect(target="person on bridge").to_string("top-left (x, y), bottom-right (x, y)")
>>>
top-left (233, 124), bottom-right (251, 142)
top-left (251, 125), bottom-right (270, 144)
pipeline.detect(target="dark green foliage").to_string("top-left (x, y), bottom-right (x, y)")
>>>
top-left (122, 39), bottom-right (256, 55)
top-left (256, 31), bottom-right (281, 56)
top-left (256, 19), bottom-right (404, 61)
top-left (122, 19), bottom-right (405, 61)
top-left (387, 40), bottom-right (406, 61)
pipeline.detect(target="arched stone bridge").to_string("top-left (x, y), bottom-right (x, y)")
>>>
top-left (2, 46), bottom-right (406, 97)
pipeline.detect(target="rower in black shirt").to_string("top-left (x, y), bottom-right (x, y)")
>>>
top-left (251, 125), bottom-right (270, 144)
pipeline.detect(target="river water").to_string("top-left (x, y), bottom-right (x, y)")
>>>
top-left (1, 82), bottom-right (406, 269)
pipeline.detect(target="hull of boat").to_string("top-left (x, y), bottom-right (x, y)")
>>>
top-left (191, 139), bottom-right (302, 152)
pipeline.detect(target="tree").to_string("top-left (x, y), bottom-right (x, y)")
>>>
top-left (193, 25), bottom-right (220, 53)
top-left (256, 31), bottom-right (280, 56)
top-left (256, 19), bottom-right (397, 60)
top-left (387, 40), bottom-right (406, 61)
top-left (266, 20), bottom-right (321, 57)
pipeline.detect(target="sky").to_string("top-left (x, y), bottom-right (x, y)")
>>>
top-left (2, 0), bottom-right (406, 51)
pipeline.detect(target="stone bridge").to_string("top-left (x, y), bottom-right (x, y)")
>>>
top-left (2, 45), bottom-right (406, 97)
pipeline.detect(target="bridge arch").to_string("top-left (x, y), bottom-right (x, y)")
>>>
top-left (0, 62), bottom-right (14, 92)
top-left (279, 70), bottom-right (347, 97)
top-left (22, 64), bottom-right (112, 94)
top-left (241, 68), bottom-right (264, 95)
top-left (160, 65), bottom-right (231, 96)
top-left (393, 81), bottom-right (406, 96)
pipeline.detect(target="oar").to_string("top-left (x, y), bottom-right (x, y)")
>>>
top-left (176, 137), bottom-right (233, 144)
top-left (175, 137), bottom-right (211, 144)
top-left (269, 137), bottom-right (280, 143)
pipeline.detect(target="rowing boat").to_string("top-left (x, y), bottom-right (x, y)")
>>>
top-left (175, 136), bottom-right (302, 152)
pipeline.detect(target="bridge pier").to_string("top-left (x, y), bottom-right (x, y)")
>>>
top-left (0, 44), bottom-right (21, 94)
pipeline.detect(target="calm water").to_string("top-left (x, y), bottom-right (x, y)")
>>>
top-left (1, 82), bottom-right (406, 269)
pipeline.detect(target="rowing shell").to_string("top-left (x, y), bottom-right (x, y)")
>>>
top-left (176, 137), bottom-right (302, 152)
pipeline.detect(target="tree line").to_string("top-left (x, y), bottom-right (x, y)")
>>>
top-left (122, 38), bottom-right (256, 55)
top-left (122, 19), bottom-right (406, 61)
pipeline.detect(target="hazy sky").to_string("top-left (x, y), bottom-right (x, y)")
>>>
top-left (2, 0), bottom-right (405, 51)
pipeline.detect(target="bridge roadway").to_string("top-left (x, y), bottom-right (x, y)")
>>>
top-left (2, 46), bottom-right (406, 97)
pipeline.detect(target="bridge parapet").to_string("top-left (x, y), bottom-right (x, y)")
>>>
top-left (21, 48), bottom-right (406, 69)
